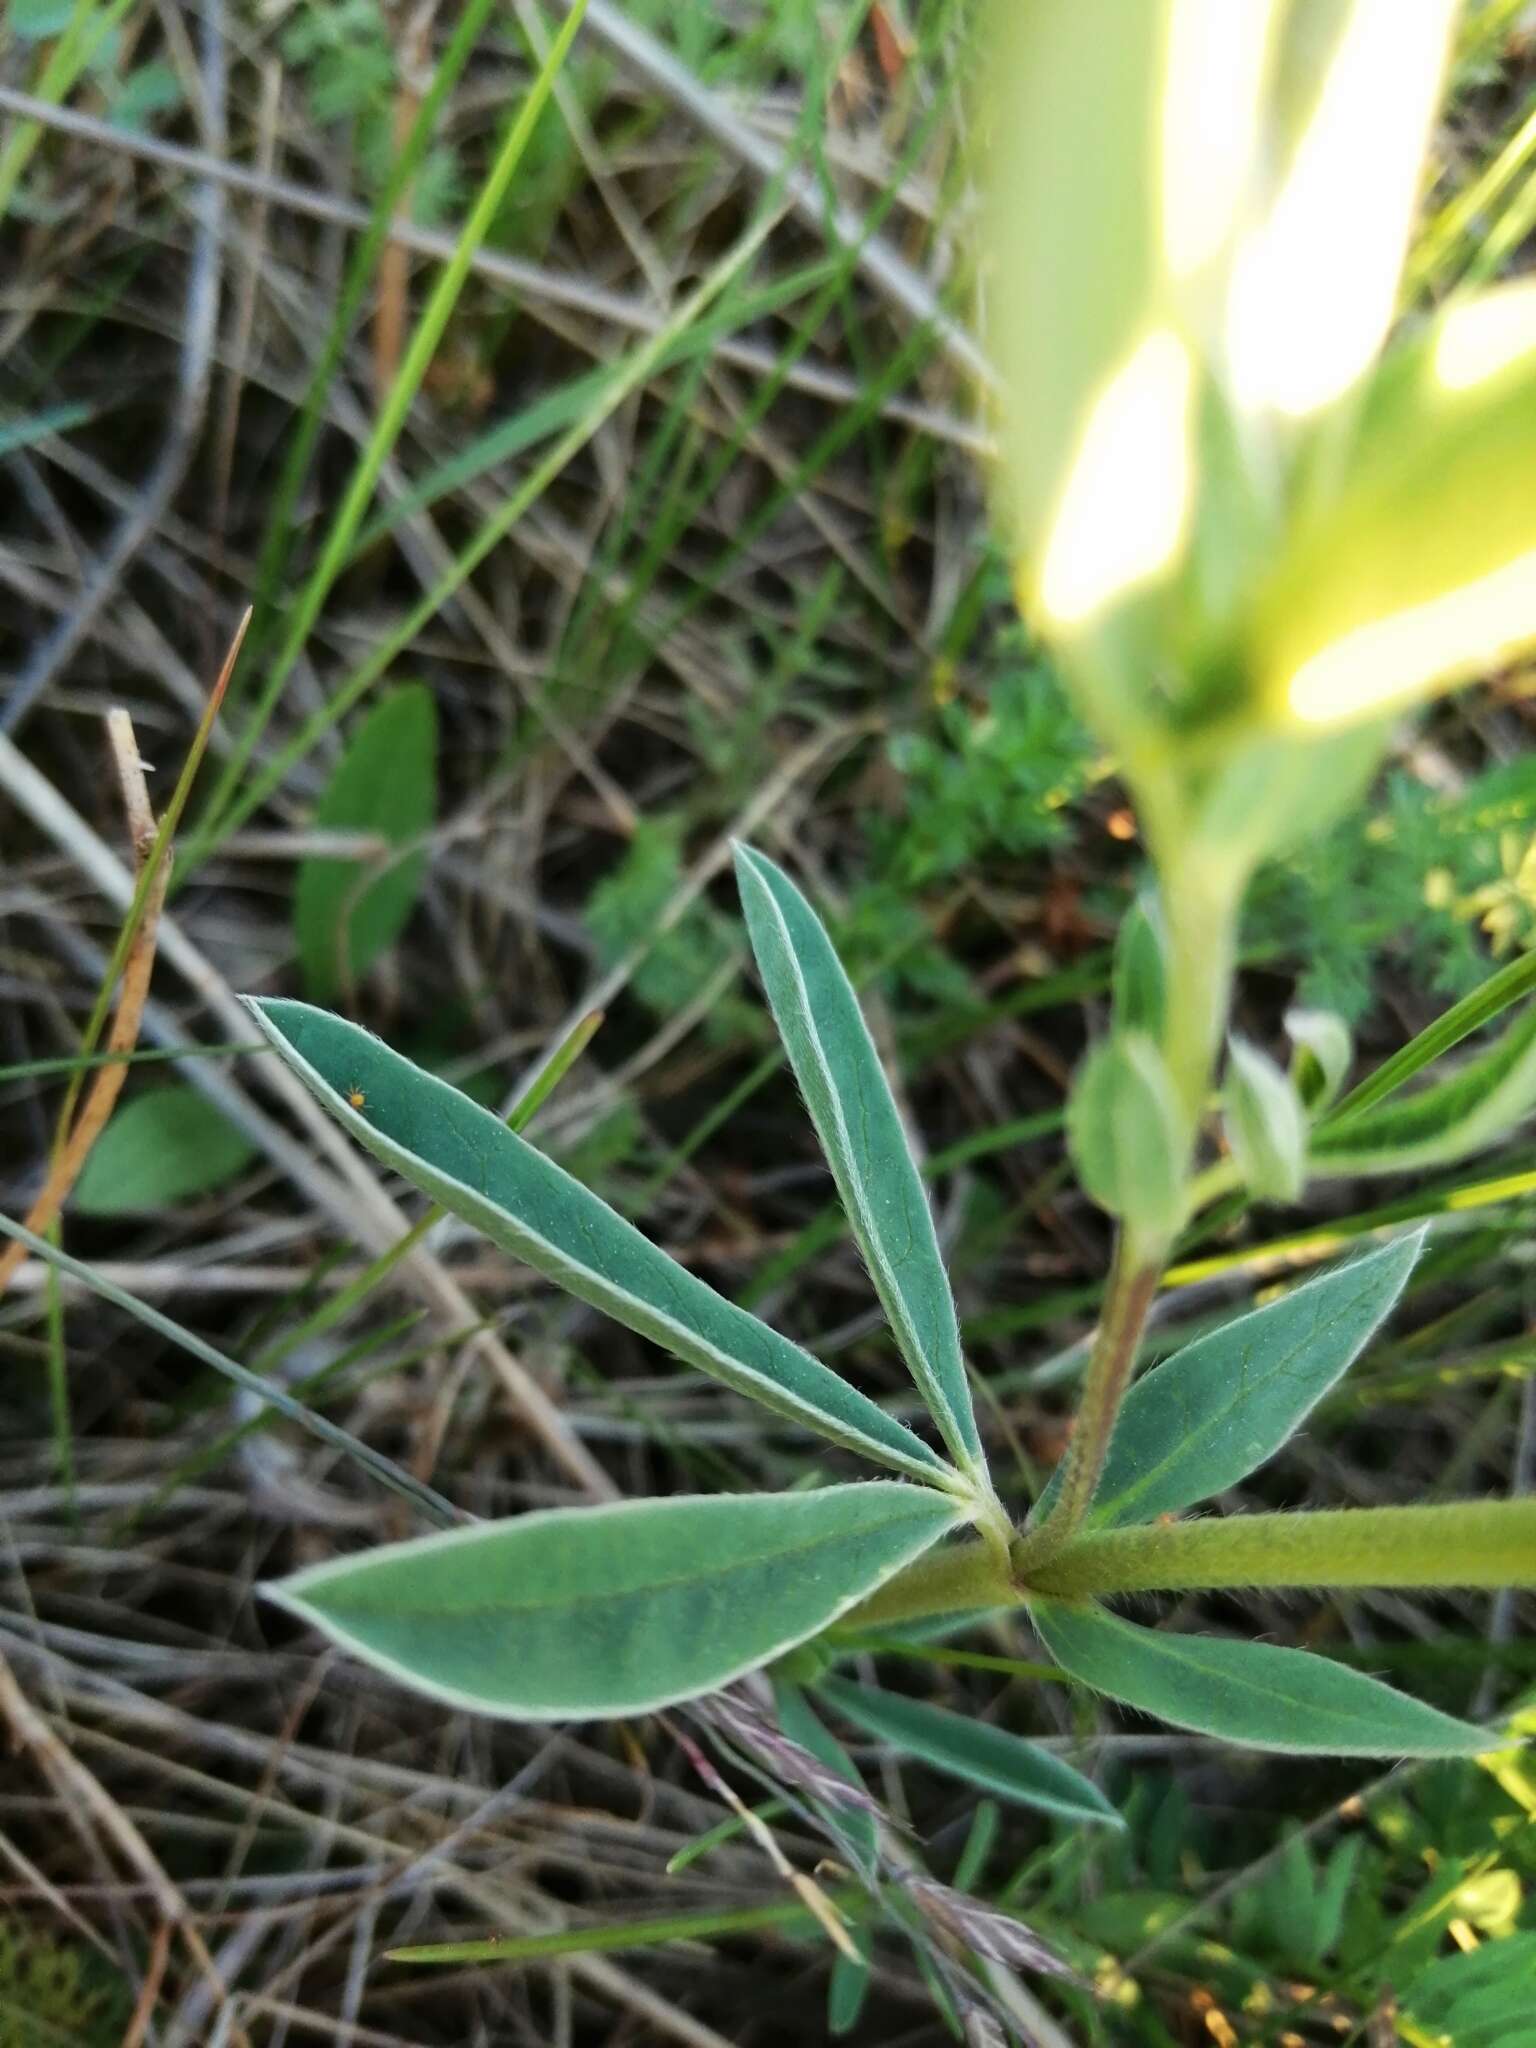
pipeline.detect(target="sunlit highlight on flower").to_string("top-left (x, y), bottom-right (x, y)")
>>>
top-left (1286, 547), bottom-right (1536, 725)
top-left (1225, 0), bottom-right (1455, 418)
top-left (1039, 329), bottom-right (1194, 628)
top-left (1161, 0), bottom-right (1274, 280)
top-left (1434, 283), bottom-right (1536, 392)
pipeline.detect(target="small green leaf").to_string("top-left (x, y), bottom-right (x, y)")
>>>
top-left (733, 844), bottom-right (983, 1475)
top-left (1053, 1233), bottom-right (1422, 1530)
top-left (1066, 1031), bottom-right (1184, 1240)
top-left (266, 1483), bottom-right (962, 1720)
top-left (1286, 1007), bottom-right (1353, 1112)
top-left (245, 999), bottom-right (958, 1487)
top-left (1111, 890), bottom-right (1168, 1037)
top-left (295, 684), bottom-right (437, 1002)
top-left (816, 1675), bottom-right (1122, 1827)
top-left (1223, 1037), bottom-right (1306, 1201)
top-left (1311, 1002), bottom-right (1536, 1176)
top-left (1031, 1600), bottom-right (1487, 1756)
top-left (73, 1088), bottom-right (257, 1214)
top-left (107, 59), bottom-right (183, 130)
top-left (826, 1931), bottom-right (872, 2036)
top-left (10, 0), bottom-right (78, 38)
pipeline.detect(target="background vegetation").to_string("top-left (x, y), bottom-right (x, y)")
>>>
top-left (2, 1), bottom-right (1536, 2041)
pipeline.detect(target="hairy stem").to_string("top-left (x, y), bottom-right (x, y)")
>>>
top-left (1013, 1240), bottom-right (1161, 1566)
top-left (1025, 1499), bottom-right (1536, 1597)
top-left (836, 1535), bottom-right (1020, 1634)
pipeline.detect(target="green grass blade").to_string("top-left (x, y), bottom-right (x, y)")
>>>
top-left (195, 0), bottom-right (592, 835)
top-left (0, 1212), bottom-right (457, 1526)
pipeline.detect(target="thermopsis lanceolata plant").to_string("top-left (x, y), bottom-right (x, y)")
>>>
top-left (241, 0), bottom-right (1536, 2007)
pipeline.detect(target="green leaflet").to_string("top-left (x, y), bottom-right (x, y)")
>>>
top-left (1066, 1031), bottom-right (1185, 1241)
top-left (1031, 1601), bottom-right (1487, 1757)
top-left (73, 1087), bottom-right (257, 1214)
top-left (1285, 1007), bottom-right (1352, 1113)
top-left (815, 1675), bottom-right (1122, 1827)
top-left (266, 1483), bottom-right (963, 1720)
top-left (733, 844), bottom-right (983, 1474)
top-left (246, 999), bottom-right (957, 1488)
top-left (1401, 1930), bottom-right (1536, 2048)
top-left (1223, 1037), bottom-right (1306, 1202)
top-left (295, 684), bottom-right (438, 1002)
top-left (1311, 1002), bottom-right (1536, 1175)
top-left (1044, 1232), bottom-right (1423, 1530)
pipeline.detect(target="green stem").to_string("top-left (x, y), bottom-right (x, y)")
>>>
top-left (1013, 1239), bottom-right (1161, 1566)
top-left (1159, 853), bottom-right (1240, 1130)
top-left (836, 1497), bottom-right (1536, 1634)
top-left (836, 1535), bottom-right (1019, 1634)
top-left (1025, 1500), bottom-right (1536, 1598)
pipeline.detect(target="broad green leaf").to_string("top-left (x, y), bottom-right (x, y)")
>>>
top-left (1311, 1003), bottom-right (1536, 1177)
top-left (733, 844), bottom-right (983, 1475)
top-left (266, 1483), bottom-right (962, 1720)
top-left (295, 685), bottom-right (437, 1001)
top-left (772, 1678), bottom-right (878, 1877)
top-left (246, 999), bottom-right (958, 1488)
top-left (1402, 1930), bottom-right (1536, 2046)
top-left (816, 1675), bottom-right (1122, 1828)
top-left (1043, 1232), bottom-right (1421, 1530)
top-left (73, 1087), bottom-right (257, 1214)
top-left (1031, 1600), bottom-right (1487, 1755)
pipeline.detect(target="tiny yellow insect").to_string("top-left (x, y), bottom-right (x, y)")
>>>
top-left (346, 1084), bottom-right (368, 1111)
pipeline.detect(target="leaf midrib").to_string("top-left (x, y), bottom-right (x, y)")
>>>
top-left (319, 1505), bottom-right (956, 1624)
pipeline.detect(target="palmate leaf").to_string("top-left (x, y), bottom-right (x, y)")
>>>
top-left (1032, 1600), bottom-right (1487, 1757)
top-left (245, 999), bottom-right (958, 1490)
top-left (733, 845), bottom-right (984, 1477)
top-left (268, 1484), bottom-right (963, 1721)
top-left (815, 1675), bottom-right (1122, 1827)
top-left (1035, 1232), bottom-right (1423, 1531)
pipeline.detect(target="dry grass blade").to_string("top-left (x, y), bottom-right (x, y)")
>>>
top-left (0, 611), bottom-right (245, 1292)
top-left (0, 1653), bottom-right (251, 2048)
top-left (0, 714), bottom-right (167, 1294)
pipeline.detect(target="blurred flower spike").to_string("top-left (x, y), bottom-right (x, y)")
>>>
top-left (982, 0), bottom-right (1536, 865)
